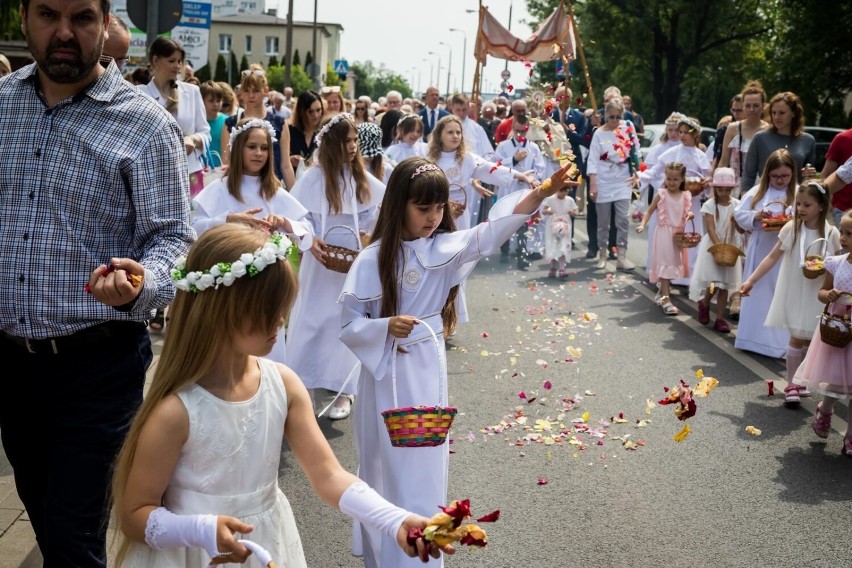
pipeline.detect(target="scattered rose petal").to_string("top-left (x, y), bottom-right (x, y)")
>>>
top-left (518, 391), bottom-right (527, 400)
top-left (543, 380), bottom-right (552, 390)
top-left (745, 425), bottom-right (762, 436)
top-left (489, 160), bottom-right (503, 174)
top-left (481, 332), bottom-right (489, 338)
top-left (477, 510), bottom-right (501, 523)
top-left (767, 380), bottom-right (775, 396)
top-left (673, 423), bottom-right (691, 442)
top-left (536, 359), bottom-right (548, 369)
top-left (537, 477), bottom-right (548, 485)
top-left (584, 390), bottom-right (596, 396)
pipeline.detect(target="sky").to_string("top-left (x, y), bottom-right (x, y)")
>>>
top-left (279, 0), bottom-right (537, 96)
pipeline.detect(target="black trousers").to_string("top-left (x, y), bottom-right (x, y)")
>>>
top-left (0, 322), bottom-right (151, 567)
top-left (585, 182), bottom-right (617, 254)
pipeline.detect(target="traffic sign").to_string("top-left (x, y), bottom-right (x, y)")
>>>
top-left (500, 69), bottom-right (511, 81)
top-left (127, 0), bottom-right (183, 34)
top-left (333, 59), bottom-right (349, 76)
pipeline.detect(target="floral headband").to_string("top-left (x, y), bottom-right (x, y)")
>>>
top-left (411, 163), bottom-right (441, 179)
top-left (315, 112), bottom-right (353, 147)
top-left (665, 112), bottom-right (684, 124)
top-left (677, 116), bottom-right (701, 132)
top-left (171, 232), bottom-right (293, 293)
top-left (228, 119), bottom-right (278, 150)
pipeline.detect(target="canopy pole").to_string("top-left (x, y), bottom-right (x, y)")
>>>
top-left (568, 0), bottom-right (596, 111)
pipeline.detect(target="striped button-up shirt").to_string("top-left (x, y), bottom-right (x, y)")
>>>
top-left (0, 63), bottom-right (195, 339)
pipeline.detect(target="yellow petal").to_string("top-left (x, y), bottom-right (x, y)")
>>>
top-left (581, 411), bottom-right (590, 423)
top-left (566, 346), bottom-right (583, 358)
top-left (645, 398), bottom-right (656, 415)
top-left (672, 423), bottom-right (691, 442)
top-left (510, 356), bottom-right (518, 366)
top-left (480, 350), bottom-right (490, 357)
top-left (745, 425), bottom-right (762, 436)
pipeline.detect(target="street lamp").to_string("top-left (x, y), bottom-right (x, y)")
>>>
top-left (449, 28), bottom-right (467, 95)
top-left (438, 41), bottom-right (452, 98)
top-left (422, 58), bottom-right (431, 91)
top-left (428, 51), bottom-right (441, 93)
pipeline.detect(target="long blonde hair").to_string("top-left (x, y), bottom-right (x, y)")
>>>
top-left (427, 115), bottom-right (466, 163)
top-left (227, 119), bottom-right (281, 201)
top-left (110, 224), bottom-right (298, 566)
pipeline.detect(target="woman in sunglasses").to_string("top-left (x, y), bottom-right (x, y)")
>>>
top-left (586, 97), bottom-right (642, 271)
top-left (353, 97), bottom-right (372, 125)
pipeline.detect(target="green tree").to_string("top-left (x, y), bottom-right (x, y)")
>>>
top-left (195, 64), bottom-right (211, 83)
top-left (239, 55), bottom-right (249, 74)
top-left (290, 64), bottom-right (314, 95)
top-left (229, 51), bottom-right (239, 85)
top-left (325, 62), bottom-right (340, 87)
top-left (305, 51), bottom-right (313, 70)
top-left (267, 65), bottom-right (285, 92)
top-left (214, 54), bottom-right (228, 82)
top-left (293, 49), bottom-right (301, 67)
top-left (0, 2), bottom-right (23, 41)
top-left (349, 60), bottom-right (412, 101)
top-left (268, 55), bottom-right (279, 68)
top-left (527, 0), bottom-right (773, 125)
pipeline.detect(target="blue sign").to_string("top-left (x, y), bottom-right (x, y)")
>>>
top-left (333, 59), bottom-right (349, 76)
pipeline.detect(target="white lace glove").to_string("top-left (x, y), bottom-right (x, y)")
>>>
top-left (144, 507), bottom-right (220, 558)
top-left (338, 482), bottom-right (411, 538)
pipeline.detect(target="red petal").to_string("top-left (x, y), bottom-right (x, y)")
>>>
top-left (476, 509), bottom-right (501, 522)
top-left (518, 391), bottom-right (527, 399)
top-left (543, 380), bottom-right (552, 390)
top-left (537, 477), bottom-right (548, 485)
top-left (407, 527), bottom-right (425, 546)
top-left (508, 84), bottom-right (514, 92)
top-left (460, 534), bottom-right (488, 547)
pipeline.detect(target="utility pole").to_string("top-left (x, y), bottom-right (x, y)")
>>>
top-left (449, 28), bottom-right (467, 95)
top-left (439, 41), bottom-right (452, 98)
top-left (504, 0), bottom-right (513, 71)
top-left (284, 0), bottom-right (294, 87)
top-left (311, 0), bottom-right (319, 88)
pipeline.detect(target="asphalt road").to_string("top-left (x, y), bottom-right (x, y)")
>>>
top-left (2, 220), bottom-right (849, 568)
top-left (287, 222), bottom-right (851, 568)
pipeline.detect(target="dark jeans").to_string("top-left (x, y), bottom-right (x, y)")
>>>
top-left (585, 183), bottom-right (617, 254)
top-left (500, 223), bottom-right (529, 257)
top-left (0, 322), bottom-right (151, 568)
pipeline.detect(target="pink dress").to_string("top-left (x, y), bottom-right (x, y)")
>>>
top-left (650, 190), bottom-right (692, 283)
top-left (793, 253), bottom-right (852, 401)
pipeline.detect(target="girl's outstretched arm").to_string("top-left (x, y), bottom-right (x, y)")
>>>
top-left (279, 364), bottom-right (454, 562)
top-left (512, 162), bottom-right (579, 216)
top-left (739, 240), bottom-right (784, 296)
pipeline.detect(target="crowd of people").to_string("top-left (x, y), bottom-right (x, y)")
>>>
top-left (2, 2), bottom-right (852, 567)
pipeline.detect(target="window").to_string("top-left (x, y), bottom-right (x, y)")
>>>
top-left (218, 34), bottom-right (232, 53)
top-left (245, 35), bottom-right (252, 54)
top-left (265, 36), bottom-right (279, 55)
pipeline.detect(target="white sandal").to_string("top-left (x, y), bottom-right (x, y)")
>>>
top-left (328, 395), bottom-right (354, 420)
top-left (659, 296), bottom-right (679, 315)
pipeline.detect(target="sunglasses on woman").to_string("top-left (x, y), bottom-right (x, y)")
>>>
top-left (321, 86), bottom-right (341, 94)
top-left (241, 69), bottom-right (265, 77)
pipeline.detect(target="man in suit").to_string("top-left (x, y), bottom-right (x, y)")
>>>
top-left (419, 86), bottom-right (449, 142)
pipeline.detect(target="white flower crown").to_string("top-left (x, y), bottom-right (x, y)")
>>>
top-left (228, 119), bottom-right (278, 150)
top-left (171, 232), bottom-right (293, 293)
top-left (315, 112), bottom-right (353, 148)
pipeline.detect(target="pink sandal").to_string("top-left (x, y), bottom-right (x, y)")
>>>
top-left (811, 402), bottom-right (832, 439)
top-left (842, 435), bottom-right (852, 457)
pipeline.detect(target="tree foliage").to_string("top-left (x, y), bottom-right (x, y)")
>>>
top-left (0, 3), bottom-right (23, 41)
top-left (214, 54), bottom-right (228, 82)
top-left (293, 49), bottom-right (301, 67)
top-left (195, 64), bottom-right (211, 83)
top-left (267, 64), bottom-right (313, 94)
top-left (349, 60), bottom-right (412, 101)
top-left (239, 55), bottom-right (249, 74)
top-left (524, 0), bottom-right (851, 127)
top-left (325, 62), bottom-right (340, 87)
top-left (268, 55), bottom-right (279, 68)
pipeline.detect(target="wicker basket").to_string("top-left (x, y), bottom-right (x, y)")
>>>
top-left (448, 184), bottom-right (467, 220)
top-left (684, 178), bottom-right (705, 196)
top-left (819, 293), bottom-right (852, 348)
top-left (760, 200), bottom-right (790, 232)
top-left (801, 238), bottom-right (827, 279)
top-left (707, 218), bottom-right (744, 267)
top-left (382, 318), bottom-right (456, 448)
top-left (323, 225), bottom-right (361, 274)
top-left (673, 219), bottom-right (701, 249)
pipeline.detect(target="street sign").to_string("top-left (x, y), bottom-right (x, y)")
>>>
top-left (500, 69), bottom-right (511, 81)
top-left (127, 0), bottom-right (183, 34)
top-left (500, 80), bottom-right (509, 90)
top-left (333, 59), bottom-right (349, 76)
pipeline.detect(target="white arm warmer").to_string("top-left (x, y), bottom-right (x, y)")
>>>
top-left (144, 507), bottom-right (220, 558)
top-left (338, 482), bottom-right (411, 538)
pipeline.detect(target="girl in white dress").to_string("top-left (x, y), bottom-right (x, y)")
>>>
top-left (793, 210), bottom-right (852, 456)
top-left (385, 115), bottom-right (428, 164)
top-left (288, 113), bottom-right (386, 420)
top-left (640, 117), bottom-right (712, 286)
top-left (110, 224), bottom-right (449, 568)
top-left (192, 119), bottom-right (313, 364)
top-left (688, 167), bottom-right (743, 332)
top-left (733, 149), bottom-right (798, 358)
top-left (427, 115), bottom-right (535, 230)
top-left (339, 158), bottom-right (577, 568)
top-left (542, 187), bottom-right (579, 278)
top-left (740, 181), bottom-right (839, 404)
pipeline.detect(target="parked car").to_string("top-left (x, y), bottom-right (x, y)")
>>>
top-left (639, 124), bottom-right (716, 161)
top-left (804, 126), bottom-right (843, 172)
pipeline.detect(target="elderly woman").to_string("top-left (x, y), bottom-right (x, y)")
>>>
top-left (740, 91), bottom-right (816, 192)
top-left (586, 97), bottom-right (641, 271)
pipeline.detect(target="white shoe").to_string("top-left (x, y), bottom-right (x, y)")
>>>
top-left (328, 395), bottom-right (354, 420)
